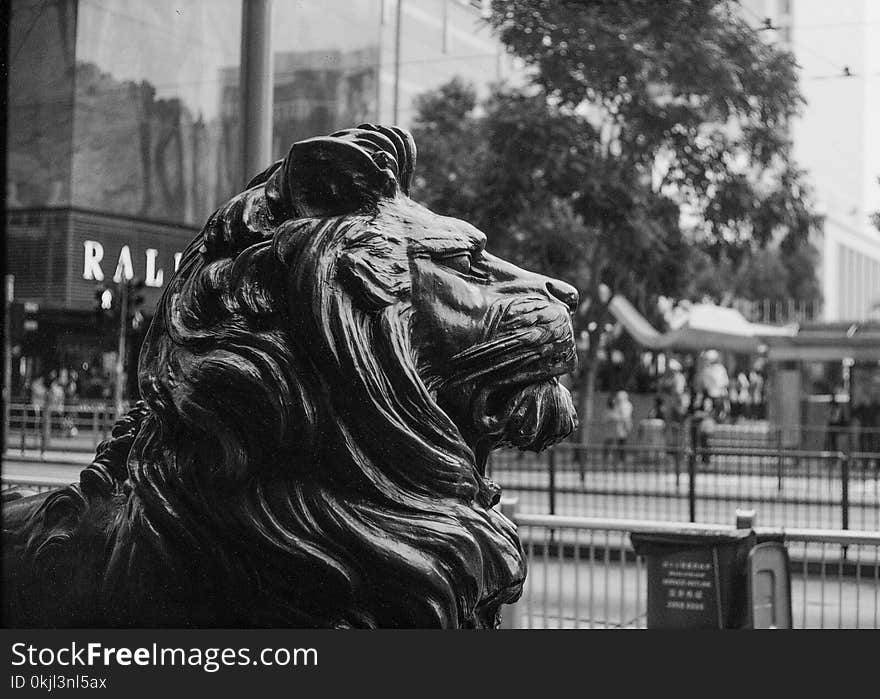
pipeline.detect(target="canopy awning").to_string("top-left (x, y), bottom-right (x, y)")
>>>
top-left (763, 322), bottom-right (880, 362)
top-left (608, 295), bottom-right (797, 354)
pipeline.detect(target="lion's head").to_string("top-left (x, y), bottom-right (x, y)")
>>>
top-left (6, 125), bottom-right (577, 629)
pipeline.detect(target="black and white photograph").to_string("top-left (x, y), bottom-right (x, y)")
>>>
top-left (3, 0), bottom-right (880, 669)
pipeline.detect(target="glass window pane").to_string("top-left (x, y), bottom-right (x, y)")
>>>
top-left (72, 0), bottom-right (243, 225)
top-left (270, 0), bottom-right (382, 159)
top-left (8, 0), bottom-right (78, 209)
top-left (381, 0), bottom-right (514, 127)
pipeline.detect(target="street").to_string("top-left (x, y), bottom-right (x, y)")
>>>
top-left (3, 451), bottom-right (90, 483)
top-left (4, 449), bottom-right (879, 630)
top-left (491, 463), bottom-right (880, 531)
top-left (4, 451), bottom-right (880, 530)
top-left (513, 552), bottom-right (880, 629)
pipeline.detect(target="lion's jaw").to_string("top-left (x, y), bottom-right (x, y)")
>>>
top-left (432, 294), bottom-right (579, 470)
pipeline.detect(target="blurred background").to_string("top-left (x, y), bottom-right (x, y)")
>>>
top-left (5, 0), bottom-right (880, 630)
top-left (4, 0), bottom-right (880, 524)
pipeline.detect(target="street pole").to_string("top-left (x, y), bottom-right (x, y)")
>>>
top-left (240, 0), bottom-right (274, 185)
top-left (393, 0), bottom-right (403, 123)
top-left (4, 275), bottom-right (13, 441)
top-left (113, 279), bottom-right (128, 418)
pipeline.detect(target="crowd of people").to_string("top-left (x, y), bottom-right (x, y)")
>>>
top-left (598, 348), bottom-right (880, 464)
top-left (825, 394), bottom-right (880, 453)
top-left (25, 367), bottom-right (114, 438)
top-left (656, 350), bottom-right (767, 426)
top-left (600, 350), bottom-right (769, 466)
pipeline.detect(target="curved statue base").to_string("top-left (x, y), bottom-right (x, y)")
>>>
top-left (3, 125), bottom-right (578, 628)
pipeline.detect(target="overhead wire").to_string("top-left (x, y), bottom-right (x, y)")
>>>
top-left (738, 2), bottom-right (874, 80)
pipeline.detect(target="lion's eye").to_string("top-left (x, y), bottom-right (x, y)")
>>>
top-left (439, 253), bottom-right (473, 275)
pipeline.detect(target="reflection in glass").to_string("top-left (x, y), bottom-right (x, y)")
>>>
top-left (7, 0), bottom-right (78, 209)
top-left (270, 0), bottom-right (382, 160)
top-left (380, 0), bottom-right (517, 127)
top-left (71, 0), bottom-right (243, 225)
top-left (8, 0), bottom-right (517, 221)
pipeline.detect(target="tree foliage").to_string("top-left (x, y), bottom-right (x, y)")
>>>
top-left (486, 0), bottom-right (821, 256)
top-left (411, 0), bottom-right (824, 434)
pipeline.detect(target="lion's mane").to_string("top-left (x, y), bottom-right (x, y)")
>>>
top-left (3, 125), bottom-right (525, 628)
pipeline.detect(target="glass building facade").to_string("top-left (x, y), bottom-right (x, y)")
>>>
top-left (9, 0), bottom-right (243, 221)
top-left (5, 0), bottom-right (519, 396)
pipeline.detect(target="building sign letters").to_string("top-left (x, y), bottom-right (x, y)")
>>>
top-left (83, 240), bottom-right (183, 287)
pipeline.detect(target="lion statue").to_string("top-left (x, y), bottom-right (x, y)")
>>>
top-left (3, 125), bottom-right (578, 628)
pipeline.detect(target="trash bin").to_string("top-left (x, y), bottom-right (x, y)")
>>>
top-left (630, 529), bottom-right (756, 629)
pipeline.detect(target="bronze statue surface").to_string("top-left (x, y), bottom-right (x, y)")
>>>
top-left (3, 125), bottom-right (578, 628)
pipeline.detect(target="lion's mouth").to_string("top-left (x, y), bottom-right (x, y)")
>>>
top-left (486, 343), bottom-right (577, 405)
top-left (481, 336), bottom-right (577, 414)
top-left (434, 316), bottom-right (579, 480)
top-left (460, 339), bottom-right (578, 476)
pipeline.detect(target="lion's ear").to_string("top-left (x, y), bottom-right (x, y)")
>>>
top-left (265, 137), bottom-right (398, 220)
top-left (338, 242), bottom-right (408, 311)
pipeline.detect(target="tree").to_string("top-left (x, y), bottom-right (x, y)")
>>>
top-left (412, 81), bottom-right (691, 436)
top-left (684, 236), bottom-right (822, 317)
top-left (483, 0), bottom-right (821, 440)
top-left (412, 1), bottom-right (823, 447)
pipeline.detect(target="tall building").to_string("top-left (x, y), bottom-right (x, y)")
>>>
top-left (741, 0), bottom-right (880, 322)
top-left (5, 0), bottom-right (518, 398)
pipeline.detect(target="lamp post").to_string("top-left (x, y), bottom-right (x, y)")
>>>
top-left (113, 279), bottom-right (129, 418)
top-left (4, 275), bottom-right (13, 438)
top-left (240, 0), bottom-right (274, 183)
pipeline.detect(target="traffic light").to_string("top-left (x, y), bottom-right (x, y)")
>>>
top-left (9, 301), bottom-right (39, 339)
top-left (127, 278), bottom-right (146, 330)
top-left (95, 278), bottom-right (148, 332)
top-left (94, 283), bottom-right (117, 331)
top-left (10, 301), bottom-right (25, 338)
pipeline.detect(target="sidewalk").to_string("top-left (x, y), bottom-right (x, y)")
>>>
top-left (3, 449), bottom-right (93, 465)
top-left (5, 431), bottom-right (105, 454)
top-left (514, 554), bottom-right (879, 629)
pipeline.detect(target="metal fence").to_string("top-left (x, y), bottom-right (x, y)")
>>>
top-left (2, 477), bottom-right (876, 629)
top-left (508, 511), bottom-right (880, 629)
top-left (1, 475), bottom-right (67, 495)
top-left (488, 443), bottom-right (880, 530)
top-left (581, 418), bottom-right (880, 452)
top-left (5, 402), bottom-right (127, 454)
top-left (731, 297), bottom-right (823, 325)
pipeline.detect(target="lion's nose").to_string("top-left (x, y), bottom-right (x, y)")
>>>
top-left (546, 279), bottom-right (579, 313)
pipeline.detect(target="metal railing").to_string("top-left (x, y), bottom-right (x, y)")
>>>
top-left (488, 443), bottom-right (880, 530)
top-left (580, 418), bottom-right (880, 452)
top-left (731, 297), bottom-right (822, 325)
top-left (507, 511), bottom-right (880, 630)
top-left (4, 402), bottom-right (127, 454)
top-left (2, 477), bottom-right (876, 629)
top-left (1, 475), bottom-right (70, 495)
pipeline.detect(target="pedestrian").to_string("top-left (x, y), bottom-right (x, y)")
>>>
top-left (663, 359), bottom-right (690, 457)
top-left (612, 390), bottom-right (634, 466)
top-left (29, 375), bottom-right (47, 437)
top-left (601, 395), bottom-right (617, 466)
top-left (47, 371), bottom-right (66, 437)
top-left (824, 395), bottom-right (848, 452)
top-left (731, 371), bottom-right (750, 423)
top-left (739, 371), bottom-right (752, 421)
top-left (62, 369), bottom-right (80, 436)
top-left (65, 369), bottom-right (79, 402)
top-left (749, 364), bottom-right (765, 420)
top-left (29, 375), bottom-right (47, 413)
top-left (690, 395), bottom-right (715, 465)
top-left (650, 394), bottom-right (666, 421)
